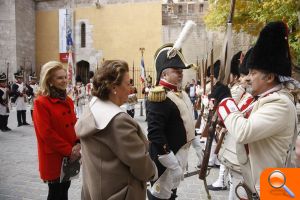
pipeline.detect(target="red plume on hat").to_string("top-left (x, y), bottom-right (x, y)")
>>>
top-left (247, 21), bottom-right (291, 76)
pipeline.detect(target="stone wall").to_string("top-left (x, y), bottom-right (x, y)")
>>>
top-left (0, 0), bottom-right (16, 81)
top-left (0, 0), bottom-right (35, 82)
top-left (15, 0), bottom-right (35, 81)
top-left (74, 19), bottom-right (102, 72)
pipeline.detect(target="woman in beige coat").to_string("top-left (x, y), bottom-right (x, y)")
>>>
top-left (75, 60), bottom-right (157, 200)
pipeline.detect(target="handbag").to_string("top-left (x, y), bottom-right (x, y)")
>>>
top-left (60, 157), bottom-right (81, 182)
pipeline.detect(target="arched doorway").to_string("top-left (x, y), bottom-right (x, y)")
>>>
top-left (76, 60), bottom-right (90, 84)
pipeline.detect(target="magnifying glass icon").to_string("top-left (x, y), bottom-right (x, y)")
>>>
top-left (268, 170), bottom-right (295, 198)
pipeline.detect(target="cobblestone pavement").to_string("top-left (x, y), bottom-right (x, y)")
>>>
top-left (0, 103), bottom-right (229, 200)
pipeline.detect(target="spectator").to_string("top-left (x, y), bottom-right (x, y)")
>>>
top-left (75, 60), bottom-right (157, 200)
top-left (33, 61), bottom-right (81, 200)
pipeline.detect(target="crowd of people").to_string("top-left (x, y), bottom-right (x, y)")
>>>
top-left (1, 20), bottom-right (300, 200)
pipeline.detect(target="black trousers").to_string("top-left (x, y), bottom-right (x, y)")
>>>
top-left (0, 115), bottom-right (9, 130)
top-left (47, 181), bottom-right (71, 200)
top-left (17, 110), bottom-right (27, 125)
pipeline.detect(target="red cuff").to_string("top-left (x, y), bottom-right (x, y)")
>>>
top-left (217, 98), bottom-right (239, 122)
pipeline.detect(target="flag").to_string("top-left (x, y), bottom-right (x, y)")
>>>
top-left (67, 50), bottom-right (75, 85)
top-left (140, 57), bottom-right (145, 83)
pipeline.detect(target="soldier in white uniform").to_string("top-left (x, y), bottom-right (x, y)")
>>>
top-left (210, 21), bottom-right (298, 198)
top-left (85, 71), bottom-right (94, 101)
top-left (74, 75), bottom-right (86, 118)
top-left (27, 73), bottom-right (39, 121)
top-left (0, 73), bottom-right (11, 132)
top-left (208, 51), bottom-right (243, 192)
top-left (11, 71), bottom-right (29, 127)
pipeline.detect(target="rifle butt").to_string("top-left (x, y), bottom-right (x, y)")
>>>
top-left (214, 131), bottom-right (226, 154)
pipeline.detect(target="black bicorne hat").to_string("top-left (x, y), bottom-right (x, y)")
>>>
top-left (231, 51), bottom-right (242, 77)
top-left (30, 72), bottom-right (37, 80)
top-left (89, 71), bottom-right (94, 79)
top-left (239, 48), bottom-right (253, 76)
top-left (76, 75), bottom-right (82, 83)
top-left (207, 60), bottom-right (221, 79)
top-left (0, 73), bottom-right (7, 82)
top-left (154, 43), bottom-right (192, 85)
top-left (14, 70), bottom-right (23, 78)
top-left (247, 21), bottom-right (291, 76)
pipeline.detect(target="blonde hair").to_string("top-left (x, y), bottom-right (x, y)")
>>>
top-left (38, 61), bottom-right (67, 96)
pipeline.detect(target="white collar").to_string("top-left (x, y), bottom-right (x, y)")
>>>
top-left (89, 97), bottom-right (125, 130)
top-left (257, 84), bottom-right (282, 99)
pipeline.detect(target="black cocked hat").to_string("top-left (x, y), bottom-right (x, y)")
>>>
top-left (154, 43), bottom-right (192, 85)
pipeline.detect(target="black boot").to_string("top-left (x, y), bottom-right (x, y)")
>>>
top-left (22, 110), bottom-right (29, 125)
top-left (17, 111), bottom-right (22, 126)
top-left (3, 115), bottom-right (11, 131)
top-left (146, 188), bottom-right (177, 200)
top-left (147, 189), bottom-right (161, 200)
top-left (0, 115), bottom-right (4, 131)
top-left (31, 110), bottom-right (33, 122)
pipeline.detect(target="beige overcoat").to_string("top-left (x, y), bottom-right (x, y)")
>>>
top-left (75, 97), bottom-right (156, 200)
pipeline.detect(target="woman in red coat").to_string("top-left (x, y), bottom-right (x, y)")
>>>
top-left (33, 61), bottom-right (81, 200)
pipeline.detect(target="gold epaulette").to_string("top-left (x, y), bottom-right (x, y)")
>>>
top-left (148, 86), bottom-right (167, 102)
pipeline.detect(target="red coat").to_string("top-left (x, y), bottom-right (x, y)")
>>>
top-left (33, 95), bottom-right (77, 181)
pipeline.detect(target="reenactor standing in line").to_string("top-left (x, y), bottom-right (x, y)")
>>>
top-left (0, 73), bottom-right (11, 132)
top-left (11, 71), bottom-right (29, 126)
top-left (210, 21), bottom-right (298, 198)
top-left (85, 71), bottom-right (94, 101)
top-left (74, 75), bottom-right (86, 118)
top-left (209, 48), bottom-right (254, 200)
top-left (27, 72), bottom-right (39, 121)
top-left (208, 51), bottom-right (243, 191)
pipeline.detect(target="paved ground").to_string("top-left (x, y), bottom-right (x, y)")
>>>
top-left (0, 102), bottom-right (229, 200)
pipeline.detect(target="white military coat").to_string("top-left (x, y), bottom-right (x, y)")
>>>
top-left (223, 84), bottom-right (297, 194)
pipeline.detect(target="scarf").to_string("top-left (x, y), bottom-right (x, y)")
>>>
top-left (49, 86), bottom-right (67, 100)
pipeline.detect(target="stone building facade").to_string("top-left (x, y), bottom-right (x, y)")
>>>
top-left (0, 0), bottom-right (255, 85)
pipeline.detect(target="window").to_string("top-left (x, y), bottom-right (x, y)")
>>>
top-left (188, 4), bottom-right (194, 13)
top-left (81, 23), bottom-right (86, 48)
top-left (199, 3), bottom-right (204, 12)
top-left (178, 5), bottom-right (183, 14)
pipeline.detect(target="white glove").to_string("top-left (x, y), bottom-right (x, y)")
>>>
top-left (201, 94), bottom-right (209, 107)
top-left (158, 151), bottom-right (183, 188)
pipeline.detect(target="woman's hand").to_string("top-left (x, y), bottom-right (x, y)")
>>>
top-left (69, 143), bottom-right (81, 162)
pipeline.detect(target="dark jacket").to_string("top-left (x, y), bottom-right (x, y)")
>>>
top-left (147, 93), bottom-right (188, 176)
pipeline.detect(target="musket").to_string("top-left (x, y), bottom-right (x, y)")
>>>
top-left (199, 1), bottom-right (236, 198)
top-left (195, 57), bottom-right (208, 129)
top-left (198, 48), bottom-right (215, 199)
top-left (5, 61), bottom-right (10, 113)
top-left (214, 128), bottom-right (227, 154)
top-left (213, 0), bottom-right (236, 157)
top-left (199, 110), bottom-right (218, 200)
top-left (201, 49), bottom-right (213, 138)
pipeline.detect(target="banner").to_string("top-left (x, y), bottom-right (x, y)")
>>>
top-left (140, 57), bottom-right (145, 83)
top-left (59, 9), bottom-right (73, 63)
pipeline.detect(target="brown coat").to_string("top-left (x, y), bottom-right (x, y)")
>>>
top-left (75, 98), bottom-right (156, 200)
